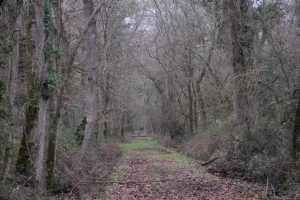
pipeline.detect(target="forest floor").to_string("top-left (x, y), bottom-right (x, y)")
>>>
top-left (104, 137), bottom-right (265, 200)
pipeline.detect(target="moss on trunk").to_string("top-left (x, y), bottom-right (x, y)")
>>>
top-left (16, 132), bottom-right (32, 176)
top-left (16, 1), bottom-right (40, 177)
top-left (46, 94), bottom-right (62, 190)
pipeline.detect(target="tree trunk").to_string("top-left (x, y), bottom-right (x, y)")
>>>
top-left (46, 93), bottom-right (61, 190)
top-left (120, 111), bottom-right (126, 141)
top-left (226, 0), bottom-right (253, 145)
top-left (196, 68), bottom-right (207, 130)
top-left (2, 125), bottom-right (13, 183)
top-left (16, 1), bottom-right (49, 192)
top-left (80, 0), bottom-right (97, 154)
top-left (103, 121), bottom-right (108, 142)
top-left (103, 72), bottom-right (110, 142)
top-left (187, 82), bottom-right (194, 135)
top-left (291, 0), bottom-right (300, 160)
top-left (192, 82), bottom-right (198, 130)
top-left (2, 33), bottom-right (20, 183)
top-left (16, 0), bottom-right (44, 180)
top-left (35, 99), bottom-right (48, 189)
top-left (44, 0), bottom-right (100, 188)
top-left (292, 97), bottom-right (300, 159)
top-left (33, 0), bottom-right (48, 190)
top-left (161, 95), bottom-right (169, 134)
top-left (197, 86), bottom-right (207, 130)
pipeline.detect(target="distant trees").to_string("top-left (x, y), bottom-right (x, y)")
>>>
top-left (132, 0), bottom-right (300, 189)
top-left (134, 0), bottom-right (228, 137)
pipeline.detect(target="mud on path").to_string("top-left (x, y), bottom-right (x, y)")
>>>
top-left (105, 137), bottom-right (263, 200)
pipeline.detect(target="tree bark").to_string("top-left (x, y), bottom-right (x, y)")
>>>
top-left (292, 96), bottom-right (300, 159)
top-left (187, 82), bottom-right (194, 135)
top-left (46, 94), bottom-right (61, 190)
top-left (0, 0), bottom-right (22, 183)
top-left (33, 1), bottom-right (48, 190)
top-left (16, 2), bottom-right (47, 189)
top-left (80, 0), bottom-right (97, 155)
top-left (102, 72), bottom-right (111, 142)
top-left (192, 82), bottom-right (198, 130)
top-left (196, 68), bottom-right (207, 130)
top-left (45, 0), bottom-right (102, 189)
top-left (120, 111), bottom-right (126, 141)
top-left (161, 95), bottom-right (169, 134)
top-left (226, 0), bottom-right (252, 145)
top-left (291, 0), bottom-right (300, 160)
top-left (2, 31), bottom-right (20, 183)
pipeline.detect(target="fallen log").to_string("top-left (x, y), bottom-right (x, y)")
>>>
top-left (201, 157), bottom-right (219, 166)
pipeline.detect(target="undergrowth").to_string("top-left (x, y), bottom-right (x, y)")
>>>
top-left (1, 142), bottom-right (122, 200)
top-left (121, 137), bottom-right (160, 150)
top-left (154, 115), bottom-right (300, 197)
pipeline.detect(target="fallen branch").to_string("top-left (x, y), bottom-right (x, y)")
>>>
top-left (79, 179), bottom-right (171, 185)
top-left (201, 157), bottom-right (219, 166)
top-left (131, 135), bottom-right (150, 138)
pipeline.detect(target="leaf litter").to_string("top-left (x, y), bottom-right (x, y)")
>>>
top-left (105, 138), bottom-right (266, 200)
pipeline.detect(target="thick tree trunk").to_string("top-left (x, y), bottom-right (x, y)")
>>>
top-left (16, 1), bottom-right (48, 191)
top-left (226, 0), bottom-right (252, 144)
top-left (0, 0), bottom-right (22, 183)
top-left (2, 36), bottom-right (20, 183)
top-left (46, 94), bottom-right (61, 190)
top-left (35, 99), bottom-right (48, 189)
top-left (291, 0), bottom-right (300, 160)
top-left (32, 1), bottom-right (48, 189)
top-left (16, 1), bottom-right (39, 177)
top-left (80, 0), bottom-right (97, 155)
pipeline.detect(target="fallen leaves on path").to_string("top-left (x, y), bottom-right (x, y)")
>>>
top-left (105, 144), bottom-right (264, 200)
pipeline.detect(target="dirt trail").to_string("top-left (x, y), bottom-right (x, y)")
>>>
top-left (105, 137), bottom-right (263, 200)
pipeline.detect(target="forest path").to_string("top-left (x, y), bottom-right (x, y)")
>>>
top-left (105, 137), bottom-right (262, 200)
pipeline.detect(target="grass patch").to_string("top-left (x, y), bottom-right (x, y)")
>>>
top-left (109, 166), bottom-right (125, 182)
top-left (159, 149), bottom-right (190, 163)
top-left (121, 137), bottom-right (160, 150)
